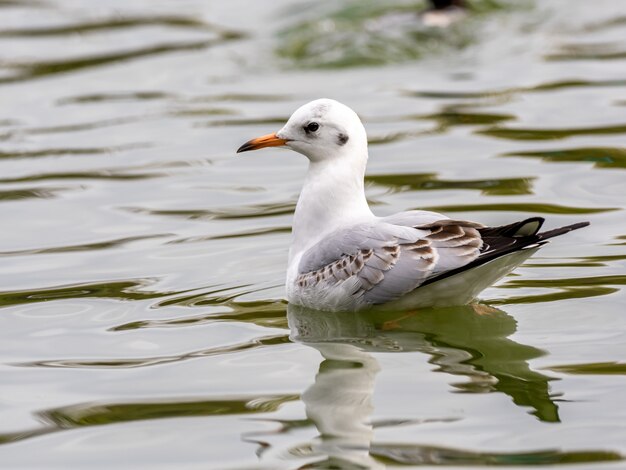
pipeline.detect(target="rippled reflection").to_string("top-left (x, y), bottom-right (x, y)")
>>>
top-left (424, 202), bottom-right (618, 215)
top-left (503, 147), bottom-right (626, 169)
top-left (367, 174), bottom-right (535, 196)
top-left (0, 394), bottom-right (298, 446)
top-left (407, 78), bottom-right (626, 100)
top-left (290, 304), bottom-right (560, 422)
top-left (284, 304), bottom-right (622, 466)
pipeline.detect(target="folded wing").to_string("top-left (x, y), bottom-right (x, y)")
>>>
top-left (296, 216), bottom-right (589, 308)
top-left (296, 219), bottom-right (483, 306)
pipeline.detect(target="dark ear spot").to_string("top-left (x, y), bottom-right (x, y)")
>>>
top-left (336, 133), bottom-right (349, 146)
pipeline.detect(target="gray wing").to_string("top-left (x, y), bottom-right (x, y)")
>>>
top-left (296, 218), bottom-right (483, 305)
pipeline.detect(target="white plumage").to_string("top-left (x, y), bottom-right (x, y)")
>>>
top-left (237, 99), bottom-right (588, 312)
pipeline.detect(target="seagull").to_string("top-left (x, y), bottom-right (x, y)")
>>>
top-left (237, 99), bottom-right (589, 312)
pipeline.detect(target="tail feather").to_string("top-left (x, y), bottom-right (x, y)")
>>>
top-left (538, 221), bottom-right (590, 241)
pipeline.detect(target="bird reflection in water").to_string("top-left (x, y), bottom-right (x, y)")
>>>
top-left (284, 303), bottom-right (560, 468)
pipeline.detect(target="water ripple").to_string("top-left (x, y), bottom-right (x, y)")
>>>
top-left (17, 333), bottom-right (290, 369)
top-left (503, 147), bottom-right (626, 169)
top-left (0, 279), bottom-right (170, 309)
top-left (0, 143), bottom-right (149, 160)
top-left (423, 202), bottom-right (618, 214)
top-left (405, 78), bottom-right (626, 100)
top-left (0, 15), bottom-right (241, 37)
top-left (547, 362), bottom-right (626, 375)
top-left (0, 234), bottom-right (172, 257)
top-left (367, 174), bottom-right (535, 196)
top-left (122, 202), bottom-right (297, 221)
top-left (17, 116), bottom-right (148, 135)
top-left (546, 42), bottom-right (626, 61)
top-left (0, 169), bottom-right (164, 184)
top-left (0, 393), bottom-right (298, 446)
top-left (370, 443), bottom-right (622, 466)
top-left (0, 186), bottom-right (72, 201)
top-left (0, 38), bottom-right (242, 84)
top-left (112, 300), bottom-right (287, 331)
top-left (478, 123), bottom-right (626, 141)
top-left (168, 226), bottom-right (291, 244)
top-left (57, 91), bottom-right (175, 105)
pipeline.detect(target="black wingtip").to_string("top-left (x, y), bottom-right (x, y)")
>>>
top-left (537, 221), bottom-right (590, 241)
top-left (569, 221), bottom-right (591, 230)
top-left (478, 217), bottom-right (545, 238)
top-left (420, 220), bottom-right (589, 290)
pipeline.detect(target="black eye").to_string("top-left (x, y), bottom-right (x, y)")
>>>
top-left (305, 122), bottom-right (319, 132)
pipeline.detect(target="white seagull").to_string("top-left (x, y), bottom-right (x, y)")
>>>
top-left (237, 99), bottom-right (589, 312)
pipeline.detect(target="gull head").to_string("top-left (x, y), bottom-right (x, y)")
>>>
top-left (237, 98), bottom-right (367, 162)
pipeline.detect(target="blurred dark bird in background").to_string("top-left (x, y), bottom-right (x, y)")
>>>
top-left (422, 0), bottom-right (467, 28)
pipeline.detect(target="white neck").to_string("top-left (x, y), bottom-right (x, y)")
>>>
top-left (289, 152), bottom-right (374, 263)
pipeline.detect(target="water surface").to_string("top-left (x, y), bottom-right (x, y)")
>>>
top-left (0, 0), bottom-right (625, 468)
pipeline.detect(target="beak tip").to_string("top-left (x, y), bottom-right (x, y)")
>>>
top-left (236, 141), bottom-right (255, 154)
top-left (235, 133), bottom-right (287, 155)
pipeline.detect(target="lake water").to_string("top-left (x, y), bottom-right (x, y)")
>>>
top-left (0, 0), bottom-right (625, 468)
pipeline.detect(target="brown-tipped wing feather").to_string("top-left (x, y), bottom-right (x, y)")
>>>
top-left (296, 217), bottom-right (589, 308)
top-left (296, 220), bottom-right (483, 305)
top-left (420, 217), bottom-right (590, 287)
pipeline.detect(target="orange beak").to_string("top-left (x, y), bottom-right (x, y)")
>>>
top-left (236, 132), bottom-right (288, 153)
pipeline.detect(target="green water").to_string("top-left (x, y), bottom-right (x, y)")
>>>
top-left (0, 0), bottom-right (624, 468)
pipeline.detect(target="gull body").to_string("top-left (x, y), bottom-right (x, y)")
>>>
top-left (237, 99), bottom-right (588, 312)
